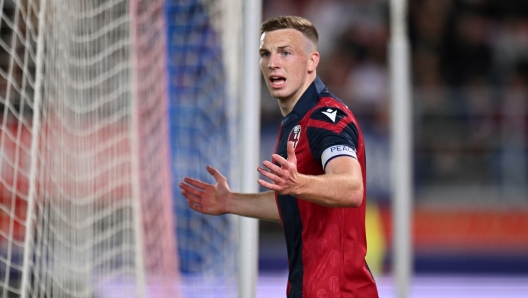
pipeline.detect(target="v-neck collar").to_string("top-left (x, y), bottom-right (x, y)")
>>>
top-left (282, 76), bottom-right (327, 125)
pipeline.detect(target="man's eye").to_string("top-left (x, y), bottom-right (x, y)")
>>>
top-left (260, 52), bottom-right (270, 58)
top-left (282, 51), bottom-right (290, 56)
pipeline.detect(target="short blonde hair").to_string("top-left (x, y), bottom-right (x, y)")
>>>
top-left (260, 16), bottom-right (319, 50)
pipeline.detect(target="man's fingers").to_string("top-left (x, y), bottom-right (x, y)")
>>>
top-left (258, 178), bottom-right (281, 192)
top-left (186, 199), bottom-right (203, 213)
top-left (184, 193), bottom-right (200, 203)
top-left (270, 154), bottom-right (293, 174)
top-left (206, 165), bottom-right (225, 182)
top-left (181, 185), bottom-right (206, 213)
top-left (206, 165), bottom-right (216, 176)
top-left (262, 160), bottom-right (284, 175)
top-left (180, 182), bottom-right (204, 198)
top-left (271, 153), bottom-right (286, 165)
top-left (257, 166), bottom-right (283, 182)
top-left (182, 177), bottom-right (208, 190)
top-left (287, 141), bottom-right (297, 163)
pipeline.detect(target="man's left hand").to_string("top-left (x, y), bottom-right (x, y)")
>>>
top-left (257, 141), bottom-right (302, 195)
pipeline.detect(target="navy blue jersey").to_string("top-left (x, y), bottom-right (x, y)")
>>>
top-left (274, 77), bottom-right (378, 298)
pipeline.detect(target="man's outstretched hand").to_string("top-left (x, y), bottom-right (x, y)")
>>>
top-left (179, 165), bottom-right (231, 215)
top-left (257, 141), bottom-right (302, 195)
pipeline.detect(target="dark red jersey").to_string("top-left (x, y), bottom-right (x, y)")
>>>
top-left (275, 77), bottom-right (378, 298)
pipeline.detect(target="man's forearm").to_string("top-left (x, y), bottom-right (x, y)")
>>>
top-left (227, 191), bottom-right (280, 221)
top-left (292, 173), bottom-right (363, 208)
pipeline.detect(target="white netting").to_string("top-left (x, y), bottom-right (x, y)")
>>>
top-left (0, 0), bottom-right (178, 297)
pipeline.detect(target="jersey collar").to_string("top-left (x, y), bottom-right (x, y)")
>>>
top-left (286, 76), bottom-right (327, 120)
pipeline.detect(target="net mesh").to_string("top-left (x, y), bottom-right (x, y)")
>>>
top-left (166, 0), bottom-right (241, 296)
top-left (0, 0), bottom-right (178, 297)
top-left (0, 0), bottom-right (242, 296)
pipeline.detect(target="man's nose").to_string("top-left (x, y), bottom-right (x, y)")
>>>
top-left (268, 53), bottom-right (279, 69)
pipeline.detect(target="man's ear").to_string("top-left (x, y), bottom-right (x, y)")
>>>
top-left (307, 51), bottom-right (320, 73)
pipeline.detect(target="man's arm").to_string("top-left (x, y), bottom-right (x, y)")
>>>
top-left (257, 141), bottom-right (363, 207)
top-left (179, 165), bottom-right (281, 221)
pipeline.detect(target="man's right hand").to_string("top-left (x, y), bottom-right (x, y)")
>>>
top-left (179, 165), bottom-right (231, 215)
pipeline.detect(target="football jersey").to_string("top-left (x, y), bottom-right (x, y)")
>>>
top-left (274, 77), bottom-right (378, 298)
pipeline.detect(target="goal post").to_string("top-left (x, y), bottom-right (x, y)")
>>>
top-left (239, 0), bottom-right (262, 297)
top-left (389, 0), bottom-right (413, 297)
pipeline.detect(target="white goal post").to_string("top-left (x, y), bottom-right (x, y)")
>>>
top-left (389, 0), bottom-right (413, 297)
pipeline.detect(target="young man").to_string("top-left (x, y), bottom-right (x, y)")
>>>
top-left (179, 15), bottom-right (379, 298)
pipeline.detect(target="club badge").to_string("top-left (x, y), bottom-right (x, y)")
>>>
top-left (288, 125), bottom-right (301, 149)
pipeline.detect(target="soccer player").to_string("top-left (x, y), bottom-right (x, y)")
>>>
top-left (179, 15), bottom-right (379, 298)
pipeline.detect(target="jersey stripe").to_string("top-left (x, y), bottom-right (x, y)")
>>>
top-left (306, 117), bottom-right (353, 134)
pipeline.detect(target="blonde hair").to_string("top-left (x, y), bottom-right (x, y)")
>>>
top-left (260, 16), bottom-right (319, 50)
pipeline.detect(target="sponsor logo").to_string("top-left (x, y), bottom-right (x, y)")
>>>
top-left (329, 145), bottom-right (355, 153)
top-left (288, 125), bottom-right (301, 149)
top-left (322, 108), bottom-right (337, 122)
top-left (321, 145), bottom-right (357, 169)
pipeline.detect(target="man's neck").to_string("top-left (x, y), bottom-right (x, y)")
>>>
top-left (277, 75), bottom-right (316, 116)
top-left (277, 97), bottom-right (298, 117)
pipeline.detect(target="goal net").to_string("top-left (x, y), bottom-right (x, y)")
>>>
top-left (0, 0), bottom-right (178, 297)
top-left (166, 0), bottom-right (242, 297)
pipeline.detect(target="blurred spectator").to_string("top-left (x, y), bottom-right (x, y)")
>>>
top-left (263, 0), bottom-right (303, 22)
top-left (498, 68), bottom-right (528, 193)
top-left (491, 17), bottom-right (528, 84)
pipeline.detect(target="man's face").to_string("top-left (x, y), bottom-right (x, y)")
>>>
top-left (259, 29), bottom-right (315, 103)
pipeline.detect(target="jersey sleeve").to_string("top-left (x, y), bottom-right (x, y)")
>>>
top-left (306, 106), bottom-right (359, 170)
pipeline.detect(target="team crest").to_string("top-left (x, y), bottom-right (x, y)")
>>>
top-left (288, 125), bottom-right (302, 149)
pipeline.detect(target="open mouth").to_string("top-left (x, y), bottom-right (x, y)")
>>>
top-left (269, 76), bottom-right (286, 87)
